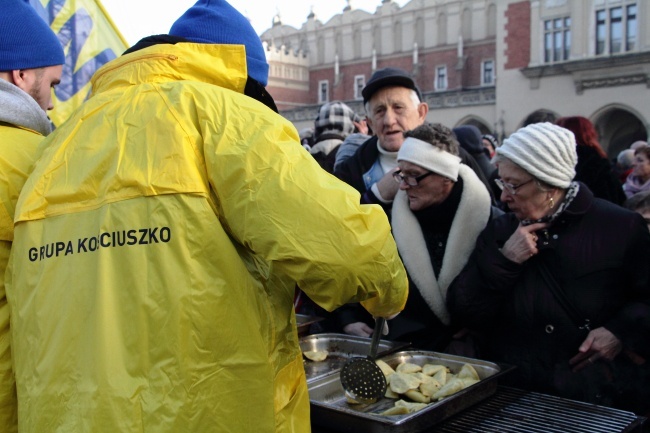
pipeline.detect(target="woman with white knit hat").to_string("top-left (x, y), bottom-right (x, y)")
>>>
top-left (448, 122), bottom-right (650, 415)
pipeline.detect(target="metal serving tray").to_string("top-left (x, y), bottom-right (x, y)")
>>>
top-left (300, 333), bottom-right (410, 383)
top-left (308, 350), bottom-right (513, 433)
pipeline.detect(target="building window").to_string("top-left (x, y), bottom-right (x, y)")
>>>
top-left (318, 80), bottom-right (329, 103)
top-left (596, 3), bottom-right (637, 55)
top-left (543, 17), bottom-right (571, 63)
top-left (626, 4), bottom-right (637, 51)
top-left (354, 75), bottom-right (365, 100)
top-left (435, 66), bottom-right (447, 91)
top-left (481, 60), bottom-right (495, 85)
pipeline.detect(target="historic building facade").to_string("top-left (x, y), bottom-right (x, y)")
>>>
top-left (261, 0), bottom-right (649, 157)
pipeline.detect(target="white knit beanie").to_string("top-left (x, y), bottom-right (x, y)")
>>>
top-left (496, 122), bottom-right (577, 188)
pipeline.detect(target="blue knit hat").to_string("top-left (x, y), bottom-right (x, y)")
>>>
top-left (0, 0), bottom-right (65, 70)
top-left (169, 0), bottom-right (269, 87)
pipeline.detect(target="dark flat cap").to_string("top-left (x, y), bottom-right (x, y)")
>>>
top-left (361, 67), bottom-right (422, 104)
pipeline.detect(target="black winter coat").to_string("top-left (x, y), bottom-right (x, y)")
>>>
top-left (447, 184), bottom-right (650, 412)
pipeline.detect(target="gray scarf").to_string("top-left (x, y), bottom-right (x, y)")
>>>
top-left (0, 79), bottom-right (52, 136)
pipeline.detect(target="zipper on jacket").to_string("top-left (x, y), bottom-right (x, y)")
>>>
top-left (92, 54), bottom-right (179, 83)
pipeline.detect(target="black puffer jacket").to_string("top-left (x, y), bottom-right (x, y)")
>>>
top-left (448, 184), bottom-right (650, 412)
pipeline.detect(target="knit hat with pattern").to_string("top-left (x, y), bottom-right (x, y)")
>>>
top-left (314, 101), bottom-right (359, 142)
top-left (169, 0), bottom-right (269, 86)
top-left (496, 122), bottom-right (577, 188)
top-left (0, 0), bottom-right (65, 70)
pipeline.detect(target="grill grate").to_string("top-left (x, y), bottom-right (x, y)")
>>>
top-left (435, 387), bottom-right (644, 433)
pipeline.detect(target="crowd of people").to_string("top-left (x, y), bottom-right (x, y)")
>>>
top-left (1, 0), bottom-right (649, 432)
top-left (301, 68), bottom-right (650, 418)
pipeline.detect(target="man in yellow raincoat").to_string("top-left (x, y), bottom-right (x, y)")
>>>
top-left (0, 1), bottom-right (65, 431)
top-left (6, 1), bottom-right (407, 432)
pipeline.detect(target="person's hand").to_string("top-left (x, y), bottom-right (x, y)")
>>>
top-left (500, 222), bottom-right (548, 263)
top-left (353, 119), bottom-right (369, 136)
top-left (343, 322), bottom-right (374, 337)
top-left (374, 169), bottom-right (400, 202)
top-left (569, 327), bottom-right (623, 372)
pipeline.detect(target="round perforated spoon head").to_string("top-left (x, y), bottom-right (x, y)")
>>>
top-left (340, 318), bottom-right (387, 404)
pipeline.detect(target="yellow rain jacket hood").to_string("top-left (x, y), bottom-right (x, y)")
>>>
top-left (7, 43), bottom-right (407, 433)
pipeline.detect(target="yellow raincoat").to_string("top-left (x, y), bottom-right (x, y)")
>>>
top-left (0, 123), bottom-right (46, 433)
top-left (7, 43), bottom-right (407, 433)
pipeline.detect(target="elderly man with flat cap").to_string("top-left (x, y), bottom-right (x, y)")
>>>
top-left (334, 67), bottom-right (493, 215)
top-left (334, 67), bottom-right (428, 209)
top-left (0, 1), bottom-right (64, 431)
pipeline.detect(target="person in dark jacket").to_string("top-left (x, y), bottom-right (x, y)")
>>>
top-left (333, 67), bottom-right (428, 212)
top-left (334, 124), bottom-right (501, 349)
top-left (555, 116), bottom-right (626, 205)
top-left (453, 125), bottom-right (496, 181)
top-left (333, 67), bottom-right (494, 217)
top-left (448, 122), bottom-right (650, 415)
top-left (482, 133), bottom-right (498, 159)
top-left (309, 101), bottom-right (359, 173)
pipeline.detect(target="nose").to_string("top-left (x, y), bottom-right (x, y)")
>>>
top-left (383, 108), bottom-right (396, 127)
top-left (500, 189), bottom-right (511, 202)
top-left (399, 180), bottom-right (409, 190)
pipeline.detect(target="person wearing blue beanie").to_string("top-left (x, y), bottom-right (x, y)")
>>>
top-left (0, 2), bottom-right (65, 431)
top-left (169, 0), bottom-right (269, 87)
top-left (0, 0), bottom-right (65, 112)
top-left (5, 0), bottom-right (408, 432)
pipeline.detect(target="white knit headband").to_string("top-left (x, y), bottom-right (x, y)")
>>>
top-left (397, 137), bottom-right (462, 181)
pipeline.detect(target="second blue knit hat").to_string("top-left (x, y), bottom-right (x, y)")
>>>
top-left (169, 0), bottom-right (269, 87)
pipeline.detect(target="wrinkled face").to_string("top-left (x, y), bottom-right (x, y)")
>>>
top-left (20, 65), bottom-right (63, 111)
top-left (497, 159), bottom-right (549, 221)
top-left (366, 86), bottom-right (427, 152)
top-left (632, 153), bottom-right (650, 182)
top-left (397, 161), bottom-right (453, 211)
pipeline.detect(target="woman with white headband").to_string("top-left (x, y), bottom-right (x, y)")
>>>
top-left (380, 123), bottom-right (500, 352)
top-left (448, 122), bottom-right (650, 415)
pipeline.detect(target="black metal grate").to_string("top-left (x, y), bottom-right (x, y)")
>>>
top-left (435, 387), bottom-right (644, 433)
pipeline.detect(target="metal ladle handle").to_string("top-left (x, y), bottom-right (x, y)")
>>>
top-left (369, 317), bottom-right (385, 360)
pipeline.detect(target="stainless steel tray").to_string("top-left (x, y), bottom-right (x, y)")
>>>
top-left (300, 333), bottom-right (410, 383)
top-left (308, 350), bottom-right (513, 433)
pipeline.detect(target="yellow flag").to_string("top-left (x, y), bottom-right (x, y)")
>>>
top-left (28, 0), bottom-right (129, 127)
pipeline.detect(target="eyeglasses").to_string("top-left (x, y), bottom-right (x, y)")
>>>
top-left (494, 178), bottom-right (535, 195)
top-left (393, 170), bottom-right (434, 187)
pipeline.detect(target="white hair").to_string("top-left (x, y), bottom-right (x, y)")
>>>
top-left (364, 89), bottom-right (421, 115)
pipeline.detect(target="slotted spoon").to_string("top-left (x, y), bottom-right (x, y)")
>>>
top-left (340, 317), bottom-right (387, 404)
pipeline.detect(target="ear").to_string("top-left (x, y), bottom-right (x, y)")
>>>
top-left (9, 70), bottom-right (22, 85)
top-left (10, 69), bottom-right (30, 93)
top-left (417, 102), bottom-right (429, 122)
top-left (365, 114), bottom-right (374, 133)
